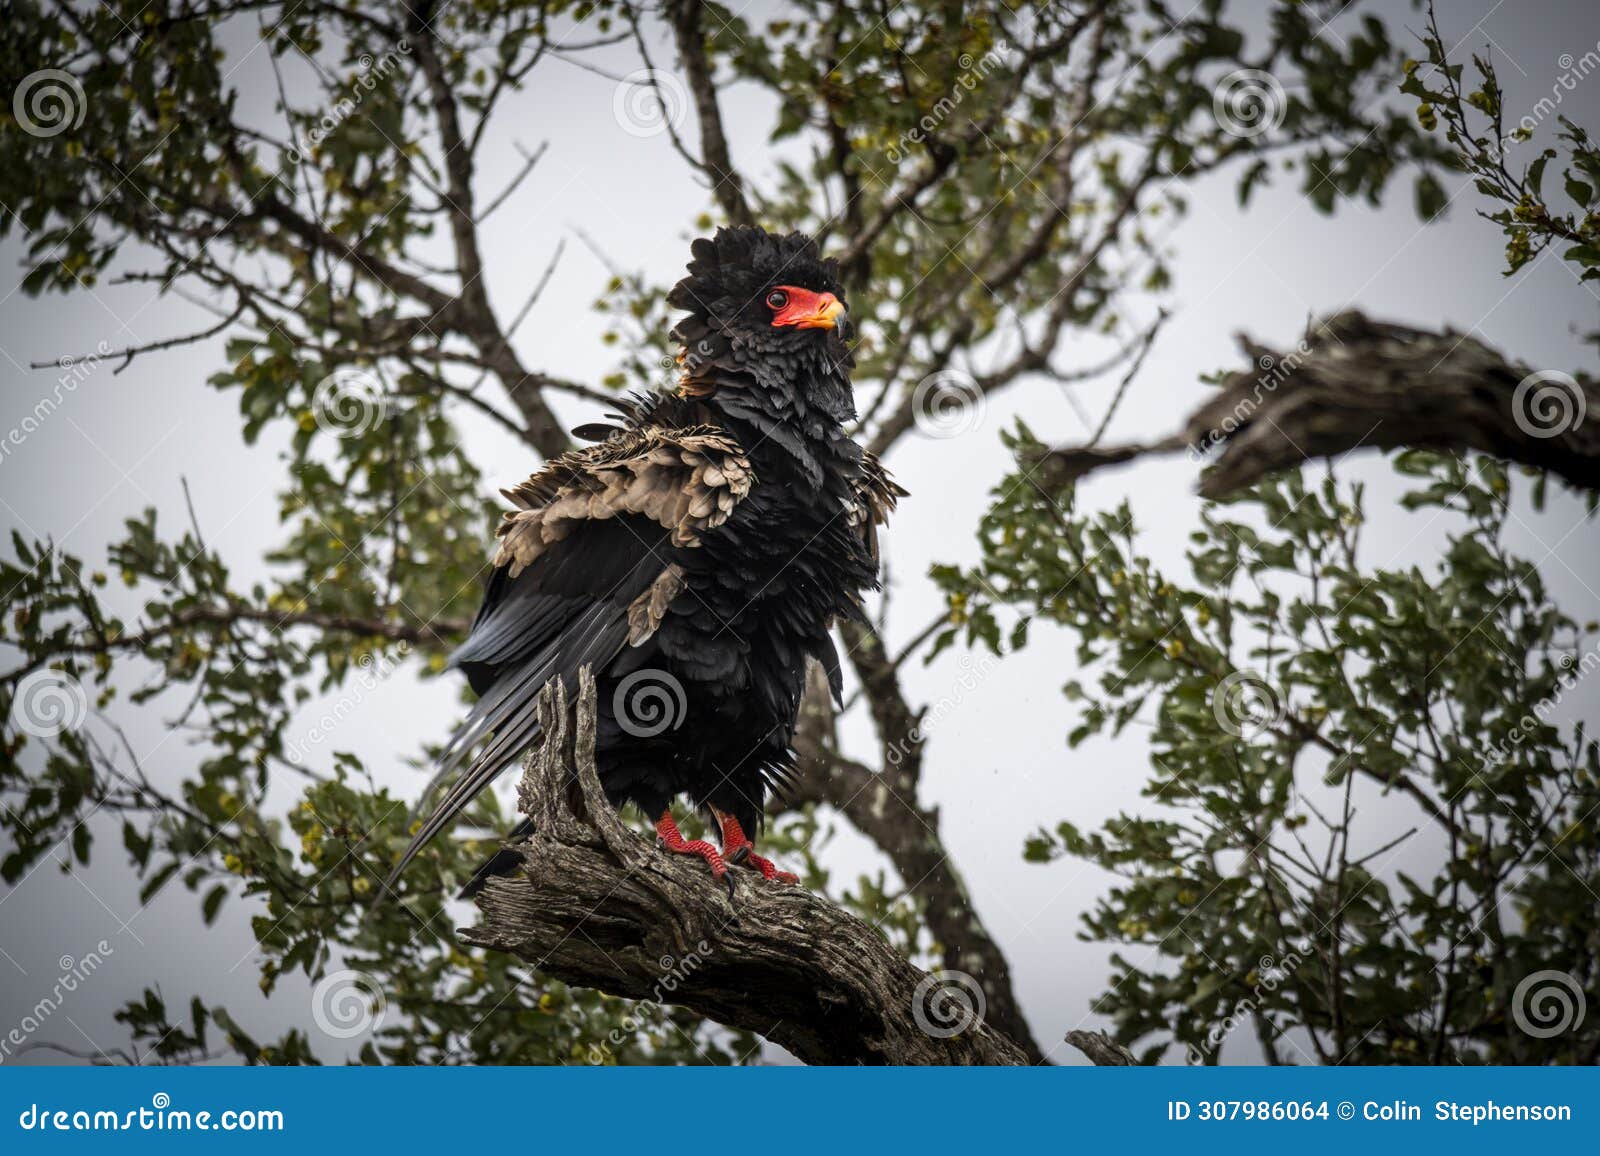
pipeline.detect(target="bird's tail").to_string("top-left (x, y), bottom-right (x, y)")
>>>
top-left (377, 709), bottom-right (544, 902)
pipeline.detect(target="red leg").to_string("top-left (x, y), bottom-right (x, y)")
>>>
top-left (713, 810), bottom-right (799, 884)
top-left (655, 811), bottom-right (730, 890)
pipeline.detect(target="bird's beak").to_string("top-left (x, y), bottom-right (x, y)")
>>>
top-left (795, 293), bottom-right (846, 330)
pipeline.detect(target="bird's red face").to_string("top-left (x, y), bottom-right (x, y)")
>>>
top-left (764, 285), bottom-right (846, 330)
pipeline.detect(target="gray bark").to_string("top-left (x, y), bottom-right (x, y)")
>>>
top-left (460, 669), bottom-right (1031, 1065)
top-left (1040, 311), bottom-right (1600, 496)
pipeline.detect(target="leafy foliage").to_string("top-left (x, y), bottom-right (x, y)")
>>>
top-left (0, 0), bottom-right (1477, 1063)
top-left (1401, 5), bottom-right (1600, 281)
top-left (922, 8), bottom-right (1600, 1065)
top-left (937, 428), bottom-right (1600, 1063)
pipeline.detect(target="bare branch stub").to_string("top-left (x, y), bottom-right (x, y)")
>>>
top-left (1064, 1029), bottom-right (1137, 1066)
top-left (460, 669), bottom-right (1030, 1066)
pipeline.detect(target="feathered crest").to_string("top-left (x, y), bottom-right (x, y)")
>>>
top-left (667, 226), bottom-right (843, 321)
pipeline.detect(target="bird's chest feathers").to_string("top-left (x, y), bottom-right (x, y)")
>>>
top-left (708, 471), bottom-right (863, 607)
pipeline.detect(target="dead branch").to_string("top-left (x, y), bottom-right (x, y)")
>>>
top-left (1040, 310), bottom-right (1600, 496)
top-left (459, 669), bottom-right (1031, 1066)
top-left (1064, 1029), bottom-right (1137, 1066)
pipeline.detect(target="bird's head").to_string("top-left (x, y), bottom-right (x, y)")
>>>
top-left (667, 226), bottom-right (855, 393)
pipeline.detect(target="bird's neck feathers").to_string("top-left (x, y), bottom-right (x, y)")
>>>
top-left (668, 334), bottom-right (861, 486)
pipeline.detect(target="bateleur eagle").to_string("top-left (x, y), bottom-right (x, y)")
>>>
top-left (385, 225), bottom-right (904, 895)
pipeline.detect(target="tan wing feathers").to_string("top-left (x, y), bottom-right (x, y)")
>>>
top-left (626, 564), bottom-right (687, 646)
top-left (493, 426), bottom-right (753, 576)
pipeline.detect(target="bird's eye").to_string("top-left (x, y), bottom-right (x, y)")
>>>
top-left (765, 290), bottom-right (789, 310)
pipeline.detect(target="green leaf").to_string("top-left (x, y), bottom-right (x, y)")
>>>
top-left (1414, 171), bottom-right (1447, 220)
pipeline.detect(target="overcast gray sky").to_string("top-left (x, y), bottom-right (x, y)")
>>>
top-left (2, 0), bottom-right (1598, 1066)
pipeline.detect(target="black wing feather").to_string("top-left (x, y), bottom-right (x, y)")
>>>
top-left (384, 518), bottom-right (667, 894)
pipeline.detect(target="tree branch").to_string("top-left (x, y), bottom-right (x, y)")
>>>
top-left (1063, 1029), bottom-right (1137, 1066)
top-left (667, 0), bottom-right (755, 228)
top-left (784, 653), bottom-right (1047, 1063)
top-left (4, 605), bottom-right (466, 679)
top-left (409, 4), bottom-right (570, 459)
top-left (1040, 311), bottom-right (1600, 496)
top-left (460, 670), bottom-right (1030, 1066)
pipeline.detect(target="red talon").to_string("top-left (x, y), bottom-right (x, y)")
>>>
top-left (713, 810), bottom-right (799, 885)
top-left (745, 851), bottom-right (800, 884)
top-left (656, 811), bottom-right (729, 888)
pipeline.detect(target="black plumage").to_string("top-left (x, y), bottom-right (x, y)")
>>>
top-left (385, 226), bottom-right (903, 894)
